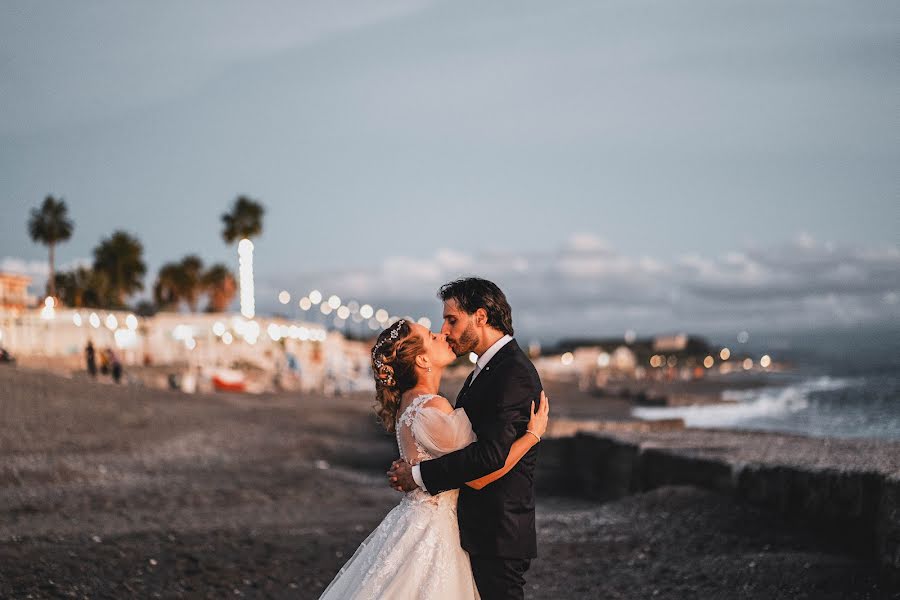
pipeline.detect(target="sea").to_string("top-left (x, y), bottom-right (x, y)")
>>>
top-left (631, 324), bottom-right (900, 441)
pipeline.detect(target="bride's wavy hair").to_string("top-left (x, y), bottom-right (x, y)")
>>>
top-left (371, 320), bottom-right (425, 433)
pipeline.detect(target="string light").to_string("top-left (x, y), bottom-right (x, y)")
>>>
top-left (238, 238), bottom-right (255, 319)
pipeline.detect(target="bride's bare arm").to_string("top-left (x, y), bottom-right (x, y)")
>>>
top-left (466, 391), bottom-right (549, 490)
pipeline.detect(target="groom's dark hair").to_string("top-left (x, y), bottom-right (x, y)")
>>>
top-left (439, 277), bottom-right (514, 336)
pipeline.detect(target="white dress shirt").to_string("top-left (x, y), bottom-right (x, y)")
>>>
top-left (411, 335), bottom-right (514, 490)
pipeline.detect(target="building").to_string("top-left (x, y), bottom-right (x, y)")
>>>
top-left (0, 273), bottom-right (34, 312)
top-left (653, 333), bottom-right (688, 352)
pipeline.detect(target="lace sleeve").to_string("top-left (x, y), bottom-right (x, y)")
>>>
top-left (411, 407), bottom-right (477, 458)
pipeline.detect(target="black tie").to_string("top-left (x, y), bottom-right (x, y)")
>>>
top-left (457, 370), bottom-right (475, 408)
top-left (462, 370), bottom-right (475, 392)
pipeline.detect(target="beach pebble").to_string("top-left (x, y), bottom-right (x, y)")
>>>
top-left (91, 535), bottom-right (101, 543)
top-left (315, 460), bottom-right (330, 470)
top-left (149, 558), bottom-right (157, 566)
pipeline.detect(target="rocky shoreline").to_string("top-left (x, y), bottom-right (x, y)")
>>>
top-left (0, 367), bottom-right (896, 598)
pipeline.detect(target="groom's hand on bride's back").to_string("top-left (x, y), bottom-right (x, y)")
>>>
top-left (387, 459), bottom-right (417, 492)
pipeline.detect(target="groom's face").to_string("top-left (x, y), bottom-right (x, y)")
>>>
top-left (441, 299), bottom-right (479, 357)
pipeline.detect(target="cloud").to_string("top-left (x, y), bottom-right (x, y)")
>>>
top-left (263, 233), bottom-right (899, 339)
top-left (0, 257), bottom-right (49, 278)
top-left (7, 233), bottom-right (897, 338)
top-left (0, 256), bottom-right (92, 292)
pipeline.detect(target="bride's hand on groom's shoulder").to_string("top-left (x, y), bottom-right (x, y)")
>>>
top-left (527, 391), bottom-right (550, 440)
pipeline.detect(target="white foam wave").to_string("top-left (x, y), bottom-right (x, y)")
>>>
top-left (631, 376), bottom-right (857, 428)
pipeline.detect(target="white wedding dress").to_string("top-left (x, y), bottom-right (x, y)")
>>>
top-left (319, 393), bottom-right (481, 599)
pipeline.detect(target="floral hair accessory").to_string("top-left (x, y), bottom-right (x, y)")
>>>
top-left (372, 319), bottom-right (406, 369)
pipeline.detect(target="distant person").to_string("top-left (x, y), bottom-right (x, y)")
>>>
top-left (85, 341), bottom-right (97, 377)
top-left (109, 349), bottom-right (122, 384)
top-left (321, 278), bottom-right (549, 600)
top-left (0, 347), bottom-right (14, 365)
top-left (99, 348), bottom-right (110, 376)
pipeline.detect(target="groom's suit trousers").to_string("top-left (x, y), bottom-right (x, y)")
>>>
top-left (470, 556), bottom-right (531, 600)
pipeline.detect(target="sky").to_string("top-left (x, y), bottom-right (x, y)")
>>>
top-left (1, 0), bottom-right (897, 342)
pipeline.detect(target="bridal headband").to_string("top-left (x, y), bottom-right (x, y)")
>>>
top-left (372, 319), bottom-right (407, 369)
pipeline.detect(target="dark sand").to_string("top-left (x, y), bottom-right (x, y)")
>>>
top-left (0, 367), bottom-right (892, 599)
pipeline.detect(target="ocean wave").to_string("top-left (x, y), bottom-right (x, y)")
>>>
top-left (631, 376), bottom-right (859, 428)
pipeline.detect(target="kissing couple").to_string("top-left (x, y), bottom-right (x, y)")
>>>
top-left (320, 277), bottom-right (550, 599)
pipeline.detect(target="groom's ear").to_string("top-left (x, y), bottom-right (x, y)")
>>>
top-left (473, 308), bottom-right (488, 327)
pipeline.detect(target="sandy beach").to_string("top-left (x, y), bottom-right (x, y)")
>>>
top-left (0, 366), bottom-right (893, 599)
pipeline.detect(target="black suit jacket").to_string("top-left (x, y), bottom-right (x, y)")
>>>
top-left (419, 339), bottom-right (542, 559)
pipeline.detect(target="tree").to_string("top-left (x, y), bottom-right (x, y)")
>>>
top-left (202, 263), bottom-right (237, 312)
top-left (179, 255), bottom-right (204, 312)
top-left (54, 266), bottom-right (113, 308)
top-left (28, 195), bottom-right (74, 298)
top-left (92, 231), bottom-right (146, 307)
top-left (221, 196), bottom-right (265, 244)
top-left (221, 196), bottom-right (264, 318)
top-left (152, 255), bottom-right (205, 312)
top-left (153, 262), bottom-right (184, 311)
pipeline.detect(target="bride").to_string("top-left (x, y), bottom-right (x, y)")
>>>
top-left (319, 319), bottom-right (549, 599)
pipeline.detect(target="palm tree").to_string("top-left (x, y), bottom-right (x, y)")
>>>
top-left (153, 255), bottom-right (205, 312)
top-left (153, 262), bottom-right (184, 311)
top-left (178, 255), bottom-right (204, 312)
top-left (92, 231), bottom-right (146, 307)
top-left (221, 196), bottom-right (265, 243)
top-left (54, 267), bottom-right (115, 308)
top-left (221, 196), bottom-right (264, 318)
top-left (28, 196), bottom-right (74, 298)
top-left (202, 263), bottom-right (237, 312)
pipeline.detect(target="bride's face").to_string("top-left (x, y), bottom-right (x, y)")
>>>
top-left (410, 322), bottom-right (456, 369)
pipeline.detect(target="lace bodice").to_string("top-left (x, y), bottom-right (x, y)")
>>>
top-left (395, 394), bottom-right (476, 505)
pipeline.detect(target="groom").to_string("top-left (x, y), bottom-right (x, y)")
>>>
top-left (388, 277), bottom-right (542, 600)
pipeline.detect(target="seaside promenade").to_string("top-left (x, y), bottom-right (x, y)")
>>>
top-left (0, 366), bottom-right (895, 598)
